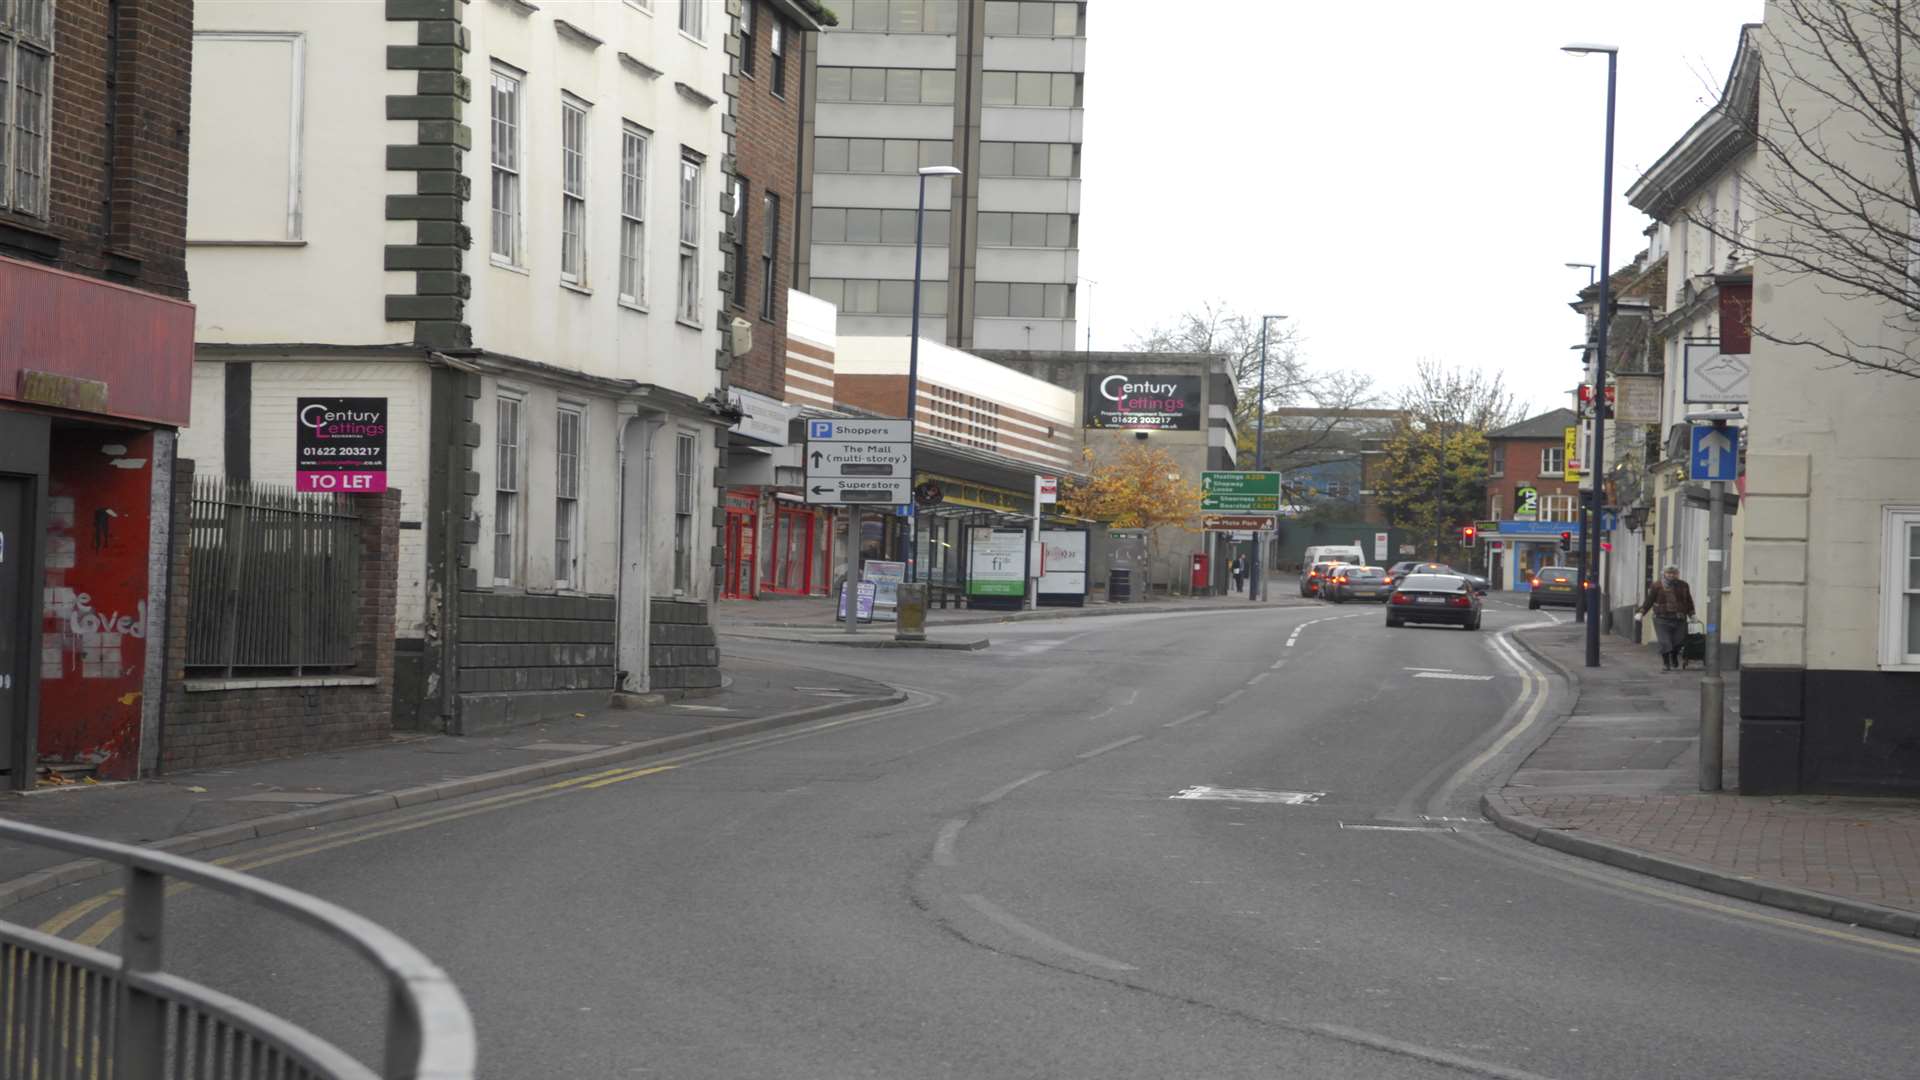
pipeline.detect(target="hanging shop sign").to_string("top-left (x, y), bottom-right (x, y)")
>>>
top-left (296, 397), bottom-right (388, 492)
top-left (1083, 374), bottom-right (1201, 430)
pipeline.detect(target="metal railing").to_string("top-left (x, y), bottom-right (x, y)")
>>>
top-left (186, 477), bottom-right (361, 675)
top-left (0, 821), bottom-right (474, 1079)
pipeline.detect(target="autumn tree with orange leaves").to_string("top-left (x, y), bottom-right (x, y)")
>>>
top-left (1058, 443), bottom-right (1203, 592)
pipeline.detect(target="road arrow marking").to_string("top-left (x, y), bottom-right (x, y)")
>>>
top-left (1171, 786), bottom-right (1323, 805)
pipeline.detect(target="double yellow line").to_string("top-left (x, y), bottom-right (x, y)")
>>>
top-left (38, 764), bottom-right (678, 946)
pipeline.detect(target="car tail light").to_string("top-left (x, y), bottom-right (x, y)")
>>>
top-left (1450, 595), bottom-right (1472, 608)
top-left (1391, 593), bottom-right (1412, 605)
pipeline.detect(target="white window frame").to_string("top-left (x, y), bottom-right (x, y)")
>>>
top-left (678, 0), bottom-right (705, 41)
top-left (489, 63), bottom-right (524, 266)
top-left (619, 122), bottom-right (650, 306)
top-left (678, 154), bottom-right (703, 325)
top-left (1543, 494), bottom-right (1577, 523)
top-left (494, 392), bottom-right (525, 585)
top-left (0, 3), bottom-right (54, 219)
top-left (1881, 507), bottom-right (1920, 669)
top-left (555, 406), bottom-right (584, 588)
top-left (560, 93), bottom-right (589, 286)
top-left (1540, 445), bottom-right (1564, 477)
top-left (674, 431), bottom-right (698, 593)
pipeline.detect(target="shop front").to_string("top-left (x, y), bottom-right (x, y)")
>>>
top-left (762, 496), bottom-right (818, 596)
top-left (1485, 519), bottom-right (1584, 590)
top-left (0, 255), bottom-right (195, 788)
top-left (722, 488), bottom-right (759, 600)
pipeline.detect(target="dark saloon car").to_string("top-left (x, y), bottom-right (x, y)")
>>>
top-left (1326, 566), bottom-right (1392, 602)
top-left (1385, 573), bottom-right (1483, 630)
top-left (1384, 560), bottom-right (1450, 588)
top-left (1528, 566), bottom-right (1581, 609)
top-left (1300, 560), bottom-right (1344, 598)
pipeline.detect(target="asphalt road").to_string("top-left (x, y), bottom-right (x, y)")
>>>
top-left (19, 597), bottom-right (1920, 1078)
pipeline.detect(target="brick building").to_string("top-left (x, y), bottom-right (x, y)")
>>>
top-left (0, 0), bottom-right (198, 787)
top-left (718, 0), bottom-right (833, 601)
top-left (1482, 407), bottom-right (1584, 591)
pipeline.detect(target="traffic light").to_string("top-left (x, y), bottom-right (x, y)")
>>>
top-left (1461, 525), bottom-right (1477, 547)
top-left (1559, 531), bottom-right (1572, 553)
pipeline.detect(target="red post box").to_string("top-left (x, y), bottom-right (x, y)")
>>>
top-left (1191, 552), bottom-right (1210, 593)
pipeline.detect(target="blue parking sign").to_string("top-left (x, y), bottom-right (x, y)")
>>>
top-left (808, 420), bottom-right (834, 440)
top-left (1689, 425), bottom-right (1739, 482)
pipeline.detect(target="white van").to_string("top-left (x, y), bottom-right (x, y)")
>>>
top-left (1302, 544), bottom-right (1366, 569)
top-left (1298, 544), bottom-right (1367, 597)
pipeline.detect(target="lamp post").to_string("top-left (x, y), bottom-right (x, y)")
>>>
top-left (1252, 314), bottom-right (1287, 602)
top-left (1565, 261), bottom-right (1597, 285)
top-left (903, 164), bottom-right (961, 587)
top-left (1077, 277), bottom-right (1098, 352)
top-left (1564, 41), bottom-right (1617, 669)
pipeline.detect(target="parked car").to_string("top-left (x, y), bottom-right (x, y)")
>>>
top-left (1300, 560), bottom-right (1345, 598)
top-left (1386, 573), bottom-right (1483, 630)
top-left (1327, 566), bottom-right (1392, 603)
top-left (1528, 566), bottom-right (1581, 609)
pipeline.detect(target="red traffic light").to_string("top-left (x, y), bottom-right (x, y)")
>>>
top-left (1560, 531), bottom-right (1572, 541)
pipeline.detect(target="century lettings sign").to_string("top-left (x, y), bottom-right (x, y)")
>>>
top-left (1084, 374), bottom-right (1201, 430)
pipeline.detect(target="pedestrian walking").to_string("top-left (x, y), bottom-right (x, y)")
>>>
top-left (1636, 565), bottom-right (1696, 672)
top-left (1232, 553), bottom-right (1248, 594)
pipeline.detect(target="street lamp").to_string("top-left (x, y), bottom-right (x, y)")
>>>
top-left (1565, 261), bottom-right (1597, 285)
top-left (1563, 41), bottom-right (1618, 669)
top-left (903, 165), bottom-right (961, 587)
top-left (1077, 276), bottom-right (1098, 352)
top-left (1251, 314), bottom-right (1287, 602)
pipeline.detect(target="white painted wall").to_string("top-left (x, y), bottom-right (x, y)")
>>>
top-left (1744, 5), bottom-right (1920, 672)
top-left (176, 358), bottom-right (435, 635)
top-left (465, 0), bottom-right (729, 400)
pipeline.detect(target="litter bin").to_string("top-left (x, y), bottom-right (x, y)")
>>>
top-left (1108, 568), bottom-right (1132, 602)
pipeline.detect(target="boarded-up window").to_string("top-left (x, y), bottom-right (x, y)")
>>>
top-left (1718, 280), bottom-right (1752, 355)
top-left (189, 33), bottom-right (304, 242)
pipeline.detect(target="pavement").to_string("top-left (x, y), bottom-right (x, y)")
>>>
top-left (0, 652), bottom-right (902, 908)
top-left (1487, 618), bottom-right (1920, 935)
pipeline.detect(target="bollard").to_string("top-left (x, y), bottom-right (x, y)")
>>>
top-left (895, 582), bottom-right (927, 642)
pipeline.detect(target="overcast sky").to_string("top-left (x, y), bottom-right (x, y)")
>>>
top-left (1077, 0), bottom-right (1763, 418)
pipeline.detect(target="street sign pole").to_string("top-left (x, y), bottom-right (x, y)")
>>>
top-left (1700, 423), bottom-right (1730, 791)
top-left (844, 505), bottom-right (861, 635)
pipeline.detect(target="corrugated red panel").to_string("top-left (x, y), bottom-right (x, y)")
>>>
top-left (0, 254), bottom-right (194, 427)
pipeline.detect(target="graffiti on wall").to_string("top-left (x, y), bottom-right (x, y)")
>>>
top-left (39, 430), bottom-right (153, 778)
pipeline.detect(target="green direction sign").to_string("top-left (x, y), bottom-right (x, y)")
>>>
top-left (1200, 471), bottom-right (1282, 512)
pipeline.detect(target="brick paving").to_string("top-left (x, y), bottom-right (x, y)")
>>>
top-left (1502, 619), bottom-right (1920, 918)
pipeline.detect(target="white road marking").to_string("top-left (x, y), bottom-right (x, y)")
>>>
top-left (1086, 705), bottom-right (1116, 720)
top-left (1340, 823), bottom-right (1457, 833)
top-left (516, 742), bottom-right (612, 753)
top-left (932, 818), bottom-right (965, 867)
top-left (977, 770), bottom-right (1050, 805)
top-left (1308, 1023), bottom-right (1561, 1080)
top-left (1122, 687), bottom-right (1141, 705)
top-left (1247, 672), bottom-right (1270, 685)
top-left (1403, 666), bottom-right (1451, 673)
top-left (1163, 710), bottom-right (1209, 728)
top-left (960, 893), bottom-right (1136, 972)
top-left (1216, 689), bottom-right (1245, 704)
top-left (1078, 735), bottom-right (1145, 760)
top-left (670, 704), bottom-right (733, 712)
top-left (1414, 672), bottom-right (1495, 682)
top-left (1172, 786), bottom-right (1324, 805)
top-left (1269, 659), bottom-right (1287, 670)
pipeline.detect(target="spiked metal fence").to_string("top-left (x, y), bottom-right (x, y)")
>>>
top-left (185, 478), bottom-right (361, 675)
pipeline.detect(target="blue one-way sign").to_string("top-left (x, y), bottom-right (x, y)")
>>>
top-left (1690, 424), bottom-right (1740, 482)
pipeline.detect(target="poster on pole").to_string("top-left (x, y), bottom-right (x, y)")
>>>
top-left (836, 580), bottom-right (876, 623)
